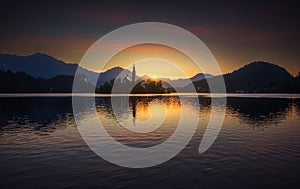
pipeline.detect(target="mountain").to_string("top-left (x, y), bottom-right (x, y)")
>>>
top-left (189, 61), bottom-right (293, 93)
top-left (0, 52), bottom-right (211, 88)
top-left (138, 73), bottom-right (213, 88)
top-left (224, 61), bottom-right (291, 92)
top-left (159, 73), bottom-right (213, 88)
top-left (96, 67), bottom-right (132, 87)
top-left (1, 53), bottom-right (299, 93)
top-left (0, 53), bottom-right (79, 78)
top-left (191, 73), bottom-right (213, 81)
top-left (0, 70), bottom-right (93, 93)
top-left (0, 53), bottom-right (131, 87)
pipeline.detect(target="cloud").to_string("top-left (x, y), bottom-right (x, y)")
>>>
top-left (72, 9), bottom-right (132, 25)
top-left (186, 25), bottom-right (282, 43)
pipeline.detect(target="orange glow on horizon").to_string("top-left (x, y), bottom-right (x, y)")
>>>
top-left (101, 44), bottom-right (203, 79)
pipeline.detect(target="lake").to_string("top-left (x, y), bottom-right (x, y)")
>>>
top-left (0, 94), bottom-right (299, 188)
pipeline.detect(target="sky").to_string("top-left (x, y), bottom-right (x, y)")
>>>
top-left (103, 44), bottom-right (201, 79)
top-left (0, 0), bottom-right (299, 77)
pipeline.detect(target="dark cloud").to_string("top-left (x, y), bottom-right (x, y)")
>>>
top-left (0, 0), bottom-right (299, 74)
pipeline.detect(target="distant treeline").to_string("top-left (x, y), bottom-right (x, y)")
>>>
top-left (189, 62), bottom-right (300, 93)
top-left (0, 70), bottom-right (88, 93)
top-left (192, 74), bottom-right (300, 93)
top-left (96, 79), bottom-right (170, 94)
top-left (0, 70), bottom-right (170, 93)
top-left (1, 66), bottom-right (300, 93)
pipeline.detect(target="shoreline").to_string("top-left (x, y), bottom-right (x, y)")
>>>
top-left (1, 93), bottom-right (300, 99)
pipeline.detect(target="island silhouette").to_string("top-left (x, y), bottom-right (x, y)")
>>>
top-left (0, 53), bottom-right (299, 93)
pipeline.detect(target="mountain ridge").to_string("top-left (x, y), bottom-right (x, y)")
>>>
top-left (1, 53), bottom-right (299, 93)
top-left (188, 61), bottom-right (298, 93)
top-left (0, 53), bottom-right (211, 87)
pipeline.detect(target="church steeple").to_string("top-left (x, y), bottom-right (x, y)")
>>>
top-left (132, 63), bottom-right (136, 83)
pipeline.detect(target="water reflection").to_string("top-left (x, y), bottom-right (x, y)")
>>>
top-left (226, 98), bottom-right (296, 128)
top-left (0, 97), bottom-right (73, 133)
top-left (95, 96), bottom-right (185, 148)
top-left (0, 97), bottom-right (299, 133)
top-left (131, 97), bottom-right (136, 119)
top-left (0, 96), bottom-right (299, 188)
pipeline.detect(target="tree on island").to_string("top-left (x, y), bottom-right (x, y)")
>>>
top-left (131, 79), bottom-right (165, 94)
top-left (96, 79), bottom-right (168, 94)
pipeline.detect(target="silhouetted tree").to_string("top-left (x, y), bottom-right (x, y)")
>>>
top-left (0, 70), bottom-right (93, 93)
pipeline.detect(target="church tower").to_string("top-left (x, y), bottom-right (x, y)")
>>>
top-left (132, 63), bottom-right (136, 83)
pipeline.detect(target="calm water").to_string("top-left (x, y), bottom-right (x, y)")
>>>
top-left (0, 95), bottom-right (299, 188)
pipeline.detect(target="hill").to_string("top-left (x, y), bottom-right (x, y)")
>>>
top-left (0, 53), bottom-right (78, 78)
top-left (0, 70), bottom-right (93, 93)
top-left (190, 61), bottom-right (300, 93)
top-left (0, 53), bottom-right (211, 88)
top-left (1, 53), bottom-right (299, 93)
top-left (0, 53), bottom-right (133, 87)
top-left (160, 73), bottom-right (212, 88)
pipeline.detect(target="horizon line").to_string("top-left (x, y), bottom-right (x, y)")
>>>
top-left (1, 51), bottom-right (298, 78)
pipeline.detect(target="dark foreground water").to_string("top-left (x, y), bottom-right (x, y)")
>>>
top-left (0, 95), bottom-right (299, 188)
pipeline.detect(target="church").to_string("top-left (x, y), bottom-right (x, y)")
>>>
top-left (121, 63), bottom-right (136, 84)
top-left (132, 63), bottom-right (136, 83)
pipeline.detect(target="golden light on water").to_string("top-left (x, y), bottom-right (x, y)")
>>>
top-left (95, 97), bottom-right (185, 135)
top-left (133, 98), bottom-right (181, 122)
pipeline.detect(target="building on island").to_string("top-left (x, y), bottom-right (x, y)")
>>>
top-left (132, 63), bottom-right (136, 83)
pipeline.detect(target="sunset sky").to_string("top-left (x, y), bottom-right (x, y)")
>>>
top-left (103, 44), bottom-right (199, 79)
top-left (1, 0), bottom-right (299, 77)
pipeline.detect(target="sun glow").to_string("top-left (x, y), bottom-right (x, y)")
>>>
top-left (148, 75), bottom-right (159, 80)
top-left (101, 44), bottom-right (203, 80)
top-left (129, 58), bottom-right (191, 80)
